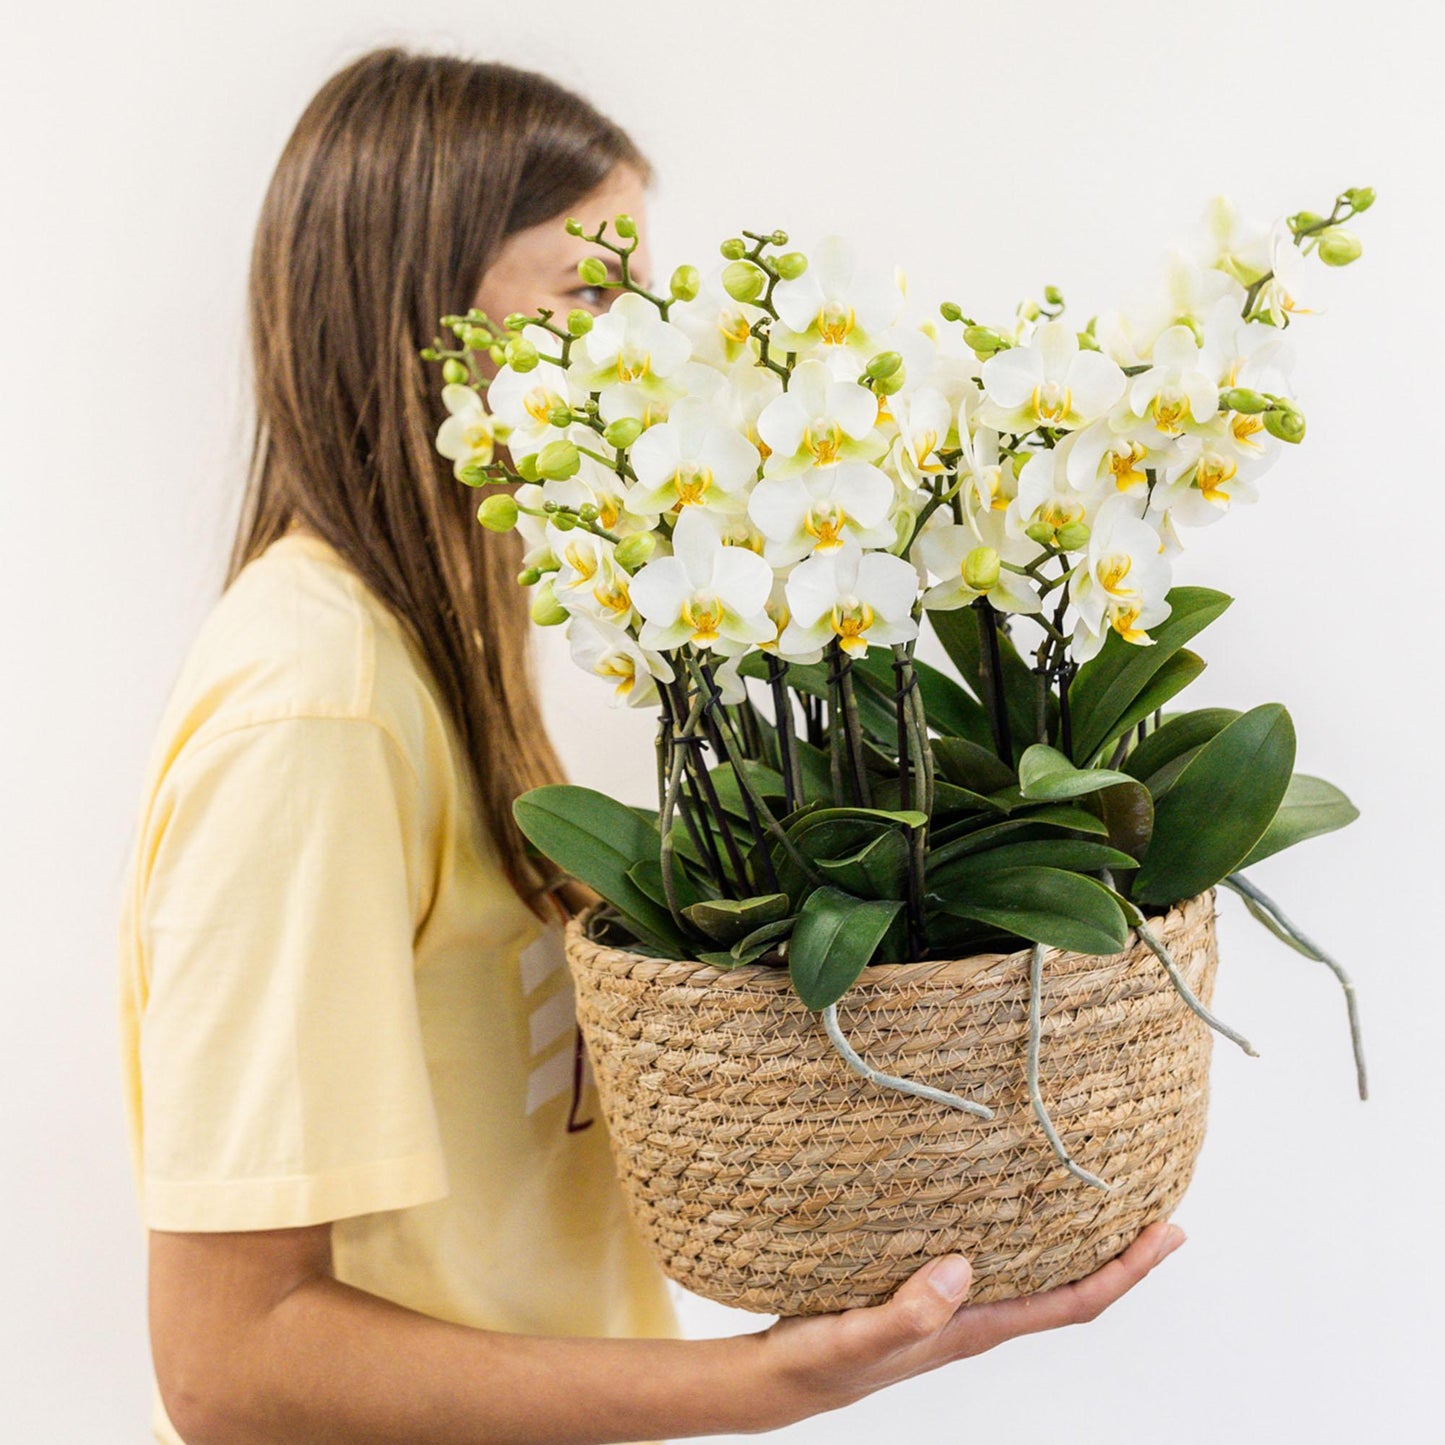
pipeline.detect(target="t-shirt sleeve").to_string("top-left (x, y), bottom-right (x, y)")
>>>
top-left (136, 713), bottom-right (449, 1231)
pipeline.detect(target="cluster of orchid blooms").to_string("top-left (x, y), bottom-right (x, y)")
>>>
top-left (425, 188), bottom-right (1371, 716)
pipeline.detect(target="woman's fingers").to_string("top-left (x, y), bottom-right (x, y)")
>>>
top-left (940, 1220), bottom-right (1187, 1357)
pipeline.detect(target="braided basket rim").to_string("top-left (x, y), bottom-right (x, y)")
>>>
top-left (563, 889), bottom-right (1212, 992)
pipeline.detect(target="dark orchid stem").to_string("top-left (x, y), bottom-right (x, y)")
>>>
top-left (1058, 659), bottom-right (1076, 761)
top-left (656, 679), bottom-right (727, 895)
top-left (766, 653), bottom-right (803, 813)
top-left (831, 642), bottom-right (873, 809)
top-left (695, 657), bottom-right (784, 896)
top-left (974, 598), bottom-right (1013, 765)
top-left (663, 670), bottom-right (750, 894)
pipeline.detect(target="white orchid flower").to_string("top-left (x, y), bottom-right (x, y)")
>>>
top-left (1147, 418), bottom-right (1276, 528)
top-left (757, 574), bottom-right (823, 664)
top-left (1094, 251), bottom-right (1243, 367)
top-left (915, 507), bottom-right (1043, 615)
top-left (624, 398), bottom-right (761, 518)
top-left (551, 529), bottom-right (638, 630)
top-left (435, 384), bottom-right (496, 478)
top-left (1190, 195), bottom-right (1272, 287)
top-left (566, 613), bottom-right (673, 708)
top-left (887, 386), bottom-right (954, 489)
top-left (1199, 293), bottom-right (1296, 394)
top-left (538, 455), bottom-right (655, 539)
top-left (1127, 324), bottom-right (1220, 439)
top-left (1067, 404), bottom-right (1188, 497)
top-left (484, 326), bottom-right (586, 460)
top-left (628, 505), bottom-right (777, 656)
top-left (976, 320), bottom-right (1126, 436)
top-left (777, 538), bottom-right (920, 660)
top-left (748, 461), bottom-right (897, 568)
top-left (669, 265), bottom-right (767, 370)
top-left (770, 234), bottom-right (905, 363)
top-left (1257, 218), bottom-right (1322, 327)
top-left (1068, 495), bottom-right (1172, 662)
top-left (756, 358), bottom-right (888, 479)
top-left (570, 292), bottom-right (694, 424)
top-left (1008, 443), bottom-right (1109, 547)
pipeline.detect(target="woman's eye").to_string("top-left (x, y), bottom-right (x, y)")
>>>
top-left (573, 285), bottom-right (607, 309)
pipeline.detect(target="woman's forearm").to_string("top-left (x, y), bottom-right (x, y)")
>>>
top-left (172, 1272), bottom-right (791, 1445)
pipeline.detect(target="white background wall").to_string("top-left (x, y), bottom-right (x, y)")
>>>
top-left (4, 0), bottom-right (1440, 1439)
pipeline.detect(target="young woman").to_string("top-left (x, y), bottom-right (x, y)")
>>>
top-left (116, 44), bottom-right (1186, 1445)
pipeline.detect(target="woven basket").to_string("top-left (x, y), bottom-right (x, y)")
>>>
top-left (564, 889), bottom-right (1218, 1316)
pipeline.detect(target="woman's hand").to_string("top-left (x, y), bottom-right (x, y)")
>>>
top-left (748, 1219), bottom-right (1186, 1429)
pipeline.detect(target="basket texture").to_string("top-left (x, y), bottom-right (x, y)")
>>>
top-left (565, 889), bottom-right (1218, 1316)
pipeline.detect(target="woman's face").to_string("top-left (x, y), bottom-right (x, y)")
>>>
top-left (471, 163), bottom-right (653, 364)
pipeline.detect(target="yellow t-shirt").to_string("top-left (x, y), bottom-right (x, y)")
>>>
top-left (117, 528), bottom-right (680, 1445)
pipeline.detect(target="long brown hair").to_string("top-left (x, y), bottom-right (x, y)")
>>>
top-left (226, 46), bottom-right (652, 921)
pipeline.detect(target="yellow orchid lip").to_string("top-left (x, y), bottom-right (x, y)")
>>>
top-left (1031, 382), bottom-right (1073, 424)
top-left (816, 301), bottom-right (856, 345)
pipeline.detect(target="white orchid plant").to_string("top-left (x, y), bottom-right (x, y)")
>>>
top-left (424, 187), bottom-right (1374, 1188)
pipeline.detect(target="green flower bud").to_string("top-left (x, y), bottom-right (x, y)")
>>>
top-left (535, 438), bottom-right (581, 480)
top-left (564, 217), bottom-right (584, 236)
top-left (1076, 329), bottom-right (1101, 352)
top-left (517, 565), bottom-right (543, 586)
top-left (1344, 186), bottom-right (1375, 213)
top-left (963, 545), bottom-right (1001, 592)
top-left (503, 312), bottom-right (530, 332)
top-left (550, 509), bottom-right (578, 530)
top-left (1316, 228), bottom-right (1363, 266)
top-left (614, 531), bottom-right (656, 570)
top-left (1289, 209), bottom-right (1325, 233)
top-left (1024, 520), bottom-right (1055, 547)
top-left (464, 327), bottom-right (491, 350)
top-left (577, 501), bottom-right (599, 522)
top-left (1264, 406), bottom-right (1306, 444)
top-left (515, 452), bottom-right (541, 482)
top-left (419, 346), bottom-right (440, 362)
top-left (939, 301), bottom-right (963, 322)
top-left (719, 238), bottom-right (747, 261)
top-left (769, 230), bottom-right (789, 246)
top-left (488, 343), bottom-right (507, 367)
top-left (774, 251), bottom-right (808, 281)
top-left (1043, 285), bottom-right (1065, 307)
top-left (873, 368), bottom-right (905, 396)
top-left (505, 337), bottom-right (539, 372)
top-left (530, 579), bottom-right (569, 626)
top-left (602, 416), bottom-right (644, 449)
top-left (865, 350), bottom-right (903, 380)
top-left (457, 461), bottom-right (490, 488)
top-left (614, 213), bottom-right (637, 238)
top-left (441, 358), bottom-right (469, 385)
top-left (1055, 521), bottom-right (1091, 551)
top-left (963, 325), bottom-right (1008, 356)
top-left (548, 406), bottom-right (573, 428)
top-left (1219, 387), bottom-right (1271, 414)
top-left (566, 308), bottom-right (594, 336)
top-left (578, 256), bottom-right (609, 286)
top-left (722, 261), bottom-right (766, 303)
top-left (669, 264), bottom-right (701, 302)
top-left (477, 493), bottom-right (519, 531)
top-left (1019, 299), bottom-right (1042, 322)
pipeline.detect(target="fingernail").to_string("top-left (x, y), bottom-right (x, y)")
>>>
top-left (928, 1255), bottom-right (973, 1300)
top-left (1160, 1225), bottom-right (1186, 1256)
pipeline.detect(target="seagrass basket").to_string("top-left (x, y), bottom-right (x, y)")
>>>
top-left (564, 889), bottom-right (1218, 1316)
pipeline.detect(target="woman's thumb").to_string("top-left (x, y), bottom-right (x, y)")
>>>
top-left (875, 1254), bottom-right (974, 1343)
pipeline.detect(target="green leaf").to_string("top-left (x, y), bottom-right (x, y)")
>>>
top-left (682, 892), bottom-right (792, 945)
top-left (706, 759), bottom-right (787, 820)
top-left (1122, 708), bottom-right (1242, 786)
top-left (931, 736), bottom-right (1019, 796)
top-left (1089, 778), bottom-right (1155, 863)
top-left (1018, 744), bottom-right (1139, 800)
top-left (927, 603), bottom-right (1047, 759)
top-left (817, 828), bottom-right (911, 899)
top-left (1237, 774), bottom-right (1359, 868)
top-left (1132, 704), bottom-right (1296, 905)
top-left (1078, 649), bottom-right (1207, 766)
top-left (788, 887), bottom-right (903, 1010)
top-left (513, 785), bottom-right (686, 951)
top-left (730, 914), bottom-right (797, 960)
top-left (935, 866), bottom-right (1130, 955)
top-left (1068, 587), bottom-right (1232, 765)
top-left (935, 838), bottom-right (1140, 877)
top-left (626, 855), bottom-right (707, 912)
top-left (926, 804), bottom-right (1111, 880)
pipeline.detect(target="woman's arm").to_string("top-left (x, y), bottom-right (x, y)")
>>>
top-left (150, 1219), bottom-right (1185, 1445)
